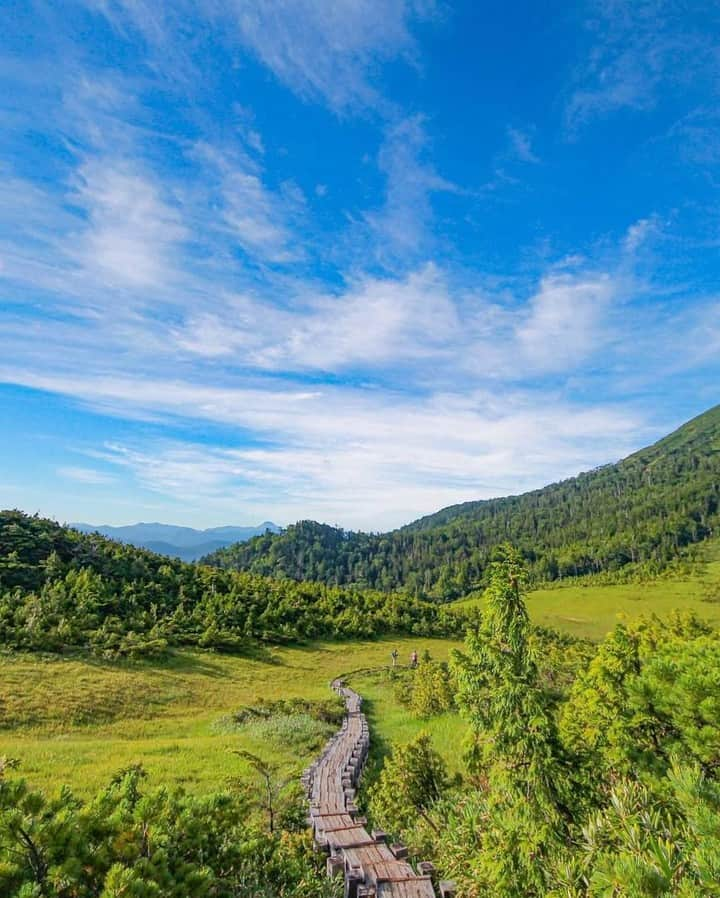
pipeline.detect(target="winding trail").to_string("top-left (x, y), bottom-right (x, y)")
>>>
top-left (302, 678), bottom-right (454, 898)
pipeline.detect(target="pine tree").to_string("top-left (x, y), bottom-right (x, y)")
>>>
top-left (368, 733), bottom-right (450, 838)
top-left (450, 544), bottom-right (571, 897)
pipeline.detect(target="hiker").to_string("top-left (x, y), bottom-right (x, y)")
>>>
top-left (410, 650), bottom-right (418, 668)
top-left (391, 648), bottom-right (399, 668)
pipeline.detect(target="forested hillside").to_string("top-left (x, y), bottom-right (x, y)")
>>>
top-left (0, 511), bottom-right (462, 657)
top-left (205, 404), bottom-right (720, 598)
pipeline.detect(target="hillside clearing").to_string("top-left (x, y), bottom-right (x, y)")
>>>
top-left (453, 550), bottom-right (720, 639)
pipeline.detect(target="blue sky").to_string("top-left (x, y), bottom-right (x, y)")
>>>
top-left (1, 0), bottom-right (719, 530)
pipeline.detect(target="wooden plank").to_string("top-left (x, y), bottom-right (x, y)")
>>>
top-left (322, 823), bottom-right (367, 834)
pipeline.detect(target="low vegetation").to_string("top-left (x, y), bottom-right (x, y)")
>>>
top-left (0, 760), bottom-right (335, 898)
top-left (0, 510), bottom-right (463, 659)
top-left (0, 637), bottom-right (461, 797)
top-left (3, 543), bottom-right (720, 895)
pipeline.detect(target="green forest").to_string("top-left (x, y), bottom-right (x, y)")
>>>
top-left (205, 404), bottom-right (720, 598)
top-left (0, 510), bottom-right (463, 658)
top-left (365, 548), bottom-right (720, 897)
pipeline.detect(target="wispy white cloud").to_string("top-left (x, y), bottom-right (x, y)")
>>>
top-left (0, 111), bottom-right (302, 315)
top-left (0, 70), bottom-right (192, 304)
top-left (156, 262), bottom-right (627, 381)
top-left (516, 273), bottom-right (617, 373)
top-left (666, 107), bottom-right (720, 166)
top-left (224, 0), bottom-right (437, 112)
top-left (682, 300), bottom-right (720, 368)
top-left (71, 158), bottom-right (187, 288)
top-left (58, 465), bottom-right (115, 485)
top-left (566, 0), bottom-right (720, 129)
top-left (195, 143), bottom-right (304, 264)
top-left (507, 127), bottom-right (539, 164)
top-left (0, 177), bottom-right (76, 294)
top-left (169, 263), bottom-right (458, 370)
top-left (365, 116), bottom-right (456, 266)
top-left (1, 230), bottom-right (711, 527)
top-left (623, 215), bottom-right (661, 255)
top-left (41, 375), bottom-right (649, 528)
top-left (479, 125), bottom-right (540, 196)
top-left (0, 242), bottom-right (635, 386)
top-left (88, 0), bottom-right (436, 113)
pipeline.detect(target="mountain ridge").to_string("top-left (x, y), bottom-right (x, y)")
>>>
top-left (401, 403), bottom-right (720, 534)
top-left (71, 520), bottom-right (281, 561)
top-left (204, 403), bottom-right (720, 597)
top-left (0, 509), bottom-right (459, 657)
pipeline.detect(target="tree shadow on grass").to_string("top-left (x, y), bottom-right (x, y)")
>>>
top-left (75, 642), bottom-right (284, 678)
top-left (354, 694), bottom-right (394, 784)
top-left (163, 642), bottom-right (284, 672)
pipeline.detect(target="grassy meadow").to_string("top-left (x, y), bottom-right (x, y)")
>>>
top-left (4, 543), bottom-right (720, 799)
top-left (0, 637), bottom-right (461, 797)
top-left (352, 667), bottom-right (466, 776)
top-left (526, 570), bottom-right (720, 638)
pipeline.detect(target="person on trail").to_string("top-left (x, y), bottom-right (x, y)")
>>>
top-left (391, 648), bottom-right (399, 668)
top-left (410, 650), bottom-right (418, 668)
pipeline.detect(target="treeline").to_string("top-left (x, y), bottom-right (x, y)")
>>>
top-left (367, 547), bottom-right (720, 897)
top-left (205, 404), bottom-right (720, 598)
top-left (0, 511), bottom-right (463, 658)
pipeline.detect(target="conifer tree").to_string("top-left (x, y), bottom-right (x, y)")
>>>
top-left (368, 733), bottom-right (450, 838)
top-left (450, 544), bottom-right (571, 897)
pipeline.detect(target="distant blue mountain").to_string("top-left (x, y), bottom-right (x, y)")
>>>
top-left (70, 521), bottom-right (281, 562)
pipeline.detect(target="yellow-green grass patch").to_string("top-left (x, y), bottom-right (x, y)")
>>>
top-left (351, 668), bottom-right (467, 777)
top-left (0, 637), bottom-right (461, 797)
top-left (453, 548), bottom-right (720, 640)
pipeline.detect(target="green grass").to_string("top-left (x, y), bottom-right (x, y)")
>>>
top-left (5, 545), bottom-right (720, 799)
top-left (351, 668), bottom-right (466, 778)
top-left (525, 573), bottom-right (720, 639)
top-left (453, 546), bottom-right (720, 640)
top-left (0, 637), bottom-right (461, 797)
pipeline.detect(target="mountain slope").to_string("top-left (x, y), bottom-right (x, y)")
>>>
top-left (0, 511), bottom-right (459, 656)
top-left (71, 521), bottom-right (280, 560)
top-left (140, 539), bottom-right (233, 561)
top-left (204, 404), bottom-right (720, 598)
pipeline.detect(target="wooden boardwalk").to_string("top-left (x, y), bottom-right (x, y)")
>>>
top-left (302, 679), bottom-right (454, 898)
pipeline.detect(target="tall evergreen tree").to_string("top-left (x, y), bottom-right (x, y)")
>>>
top-left (450, 545), bottom-right (571, 897)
